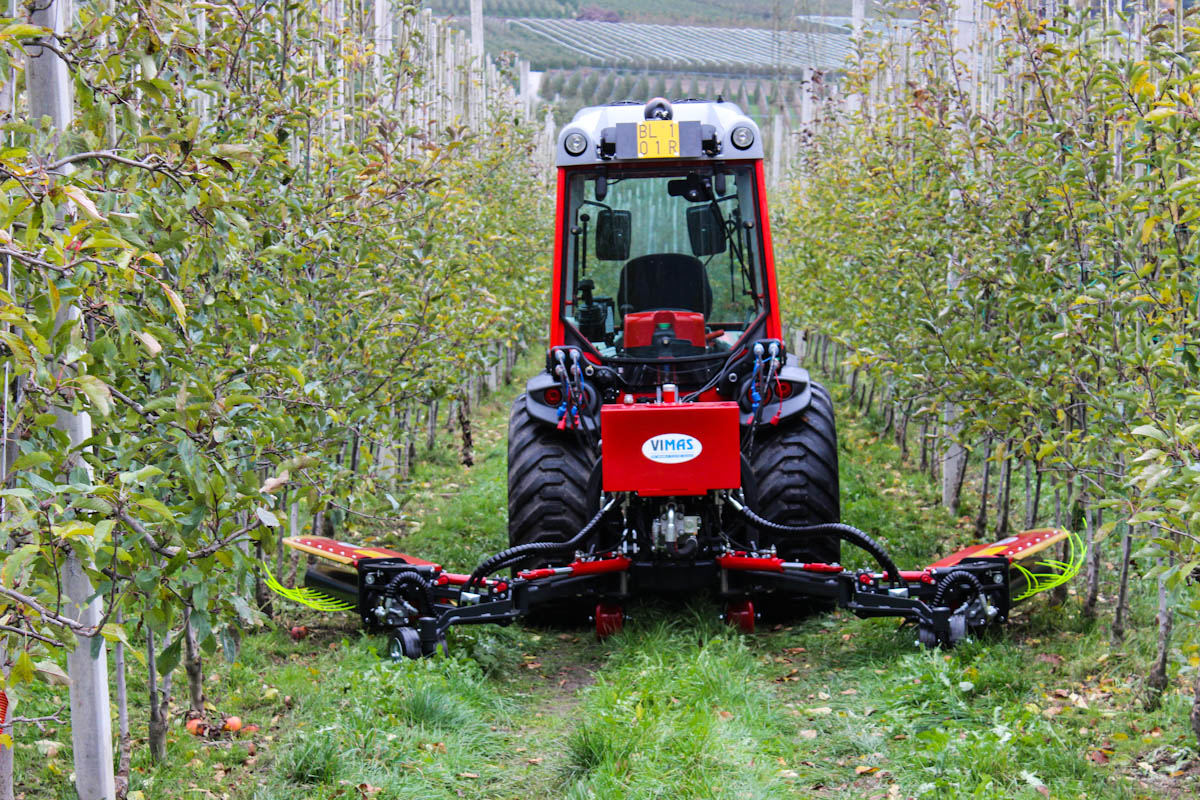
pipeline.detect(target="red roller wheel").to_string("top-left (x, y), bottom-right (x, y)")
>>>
top-left (594, 603), bottom-right (624, 639)
top-left (725, 599), bottom-right (755, 634)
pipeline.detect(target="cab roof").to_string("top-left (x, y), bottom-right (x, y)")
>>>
top-left (556, 99), bottom-right (764, 167)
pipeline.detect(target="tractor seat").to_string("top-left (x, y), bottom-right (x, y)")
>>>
top-left (617, 253), bottom-right (713, 317)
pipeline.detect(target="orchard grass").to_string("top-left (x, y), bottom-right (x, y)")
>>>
top-left (11, 372), bottom-right (1196, 798)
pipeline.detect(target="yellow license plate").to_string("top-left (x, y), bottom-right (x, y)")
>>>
top-left (636, 120), bottom-right (680, 158)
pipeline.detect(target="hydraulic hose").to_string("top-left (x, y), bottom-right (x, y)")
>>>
top-left (931, 569), bottom-right (985, 610)
top-left (727, 495), bottom-right (903, 586)
top-left (466, 497), bottom-right (618, 590)
top-left (384, 570), bottom-right (435, 615)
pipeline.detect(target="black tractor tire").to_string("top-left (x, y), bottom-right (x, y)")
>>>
top-left (507, 395), bottom-right (596, 560)
top-left (750, 381), bottom-right (841, 568)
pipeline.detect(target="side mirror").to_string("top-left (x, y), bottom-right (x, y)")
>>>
top-left (596, 209), bottom-right (631, 261)
top-left (686, 205), bottom-right (725, 256)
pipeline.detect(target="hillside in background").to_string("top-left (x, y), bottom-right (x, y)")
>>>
top-left (423, 0), bottom-right (858, 29)
top-left (424, 0), bottom-right (866, 128)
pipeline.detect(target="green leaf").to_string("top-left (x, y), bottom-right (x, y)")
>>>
top-left (157, 635), bottom-right (182, 676)
top-left (159, 282), bottom-right (187, 329)
top-left (93, 519), bottom-right (116, 544)
top-left (1130, 424), bottom-right (1169, 444)
top-left (61, 185), bottom-right (106, 222)
top-left (255, 506), bottom-right (280, 528)
top-left (34, 660), bottom-right (69, 685)
top-left (11, 651), bottom-right (35, 684)
top-left (118, 465), bottom-right (164, 485)
top-left (0, 23), bottom-right (51, 40)
top-left (75, 374), bottom-right (113, 416)
top-left (1144, 106), bottom-right (1178, 122)
top-left (133, 496), bottom-right (174, 522)
top-left (1, 543), bottom-right (40, 586)
top-left (12, 451), bottom-right (53, 470)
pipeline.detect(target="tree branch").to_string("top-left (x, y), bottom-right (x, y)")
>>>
top-left (0, 584), bottom-right (95, 635)
top-left (0, 623), bottom-right (63, 646)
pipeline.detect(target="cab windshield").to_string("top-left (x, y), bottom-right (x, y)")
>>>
top-left (563, 164), bottom-right (767, 359)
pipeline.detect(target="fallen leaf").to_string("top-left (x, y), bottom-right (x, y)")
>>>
top-left (855, 765), bottom-right (879, 775)
top-left (1089, 750), bottom-right (1109, 764)
top-left (1036, 653), bottom-right (1063, 666)
top-left (458, 772), bottom-right (479, 779)
top-left (717, 710), bottom-right (734, 721)
top-left (799, 729), bottom-right (818, 739)
top-left (35, 740), bottom-right (62, 758)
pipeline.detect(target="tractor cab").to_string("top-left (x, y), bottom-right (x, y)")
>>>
top-left (549, 99), bottom-right (780, 391)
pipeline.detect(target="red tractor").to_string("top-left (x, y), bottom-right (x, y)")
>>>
top-left (274, 100), bottom-right (1080, 659)
top-left (508, 97), bottom-right (839, 612)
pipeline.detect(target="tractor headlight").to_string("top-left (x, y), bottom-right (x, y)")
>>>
top-left (730, 126), bottom-right (755, 149)
top-left (564, 132), bottom-right (588, 156)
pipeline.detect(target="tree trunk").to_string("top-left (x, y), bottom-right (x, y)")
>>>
top-left (897, 402), bottom-right (910, 463)
top-left (457, 387), bottom-right (474, 467)
top-left (1023, 461), bottom-right (1033, 529)
top-left (995, 446), bottom-right (1012, 537)
top-left (1144, 568), bottom-right (1173, 711)
top-left (1082, 506), bottom-right (1101, 617)
top-left (183, 608), bottom-right (205, 714)
top-left (1111, 525), bottom-right (1133, 644)
top-left (974, 438), bottom-right (993, 538)
top-left (147, 630), bottom-right (171, 763)
top-left (1049, 481), bottom-right (1068, 605)
top-left (399, 403), bottom-right (413, 479)
top-left (254, 540), bottom-right (272, 615)
top-left (1028, 464), bottom-right (1043, 529)
top-left (919, 417), bottom-right (929, 474)
top-left (275, 490), bottom-right (291, 579)
top-left (1191, 671), bottom-right (1200, 749)
top-left (114, 612), bottom-right (131, 799)
top-left (942, 404), bottom-right (966, 512)
top-left (426, 399), bottom-right (439, 449)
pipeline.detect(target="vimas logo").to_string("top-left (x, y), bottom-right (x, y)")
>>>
top-left (642, 433), bottom-right (703, 464)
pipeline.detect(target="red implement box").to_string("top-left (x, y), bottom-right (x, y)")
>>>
top-left (601, 401), bottom-right (740, 496)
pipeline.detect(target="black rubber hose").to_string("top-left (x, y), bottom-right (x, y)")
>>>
top-left (384, 570), bottom-right (435, 614)
top-left (466, 497), bottom-right (618, 590)
top-left (732, 503), bottom-right (903, 586)
top-left (931, 569), bottom-right (985, 610)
